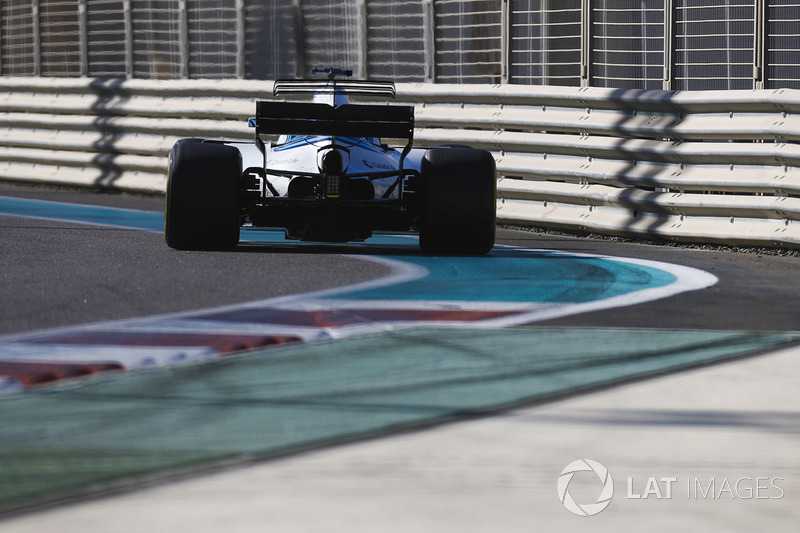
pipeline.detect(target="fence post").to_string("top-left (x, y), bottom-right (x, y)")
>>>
top-left (501, 0), bottom-right (510, 83)
top-left (78, 0), bottom-right (88, 77)
top-left (235, 0), bottom-right (245, 78)
top-left (32, 0), bottom-right (41, 76)
top-left (754, 0), bottom-right (765, 89)
top-left (580, 0), bottom-right (590, 87)
top-left (663, 0), bottom-right (674, 90)
top-left (178, 0), bottom-right (189, 78)
top-left (293, 0), bottom-right (305, 78)
top-left (423, 0), bottom-right (436, 82)
top-left (357, 0), bottom-right (368, 78)
top-left (0, 6), bottom-right (3, 76)
top-left (123, 0), bottom-right (133, 77)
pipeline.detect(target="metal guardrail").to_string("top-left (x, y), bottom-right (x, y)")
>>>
top-left (0, 77), bottom-right (798, 248)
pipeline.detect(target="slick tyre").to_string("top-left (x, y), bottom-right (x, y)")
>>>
top-left (165, 139), bottom-right (242, 251)
top-left (418, 148), bottom-right (496, 255)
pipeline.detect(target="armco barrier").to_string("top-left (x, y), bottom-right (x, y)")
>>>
top-left (0, 77), bottom-right (798, 248)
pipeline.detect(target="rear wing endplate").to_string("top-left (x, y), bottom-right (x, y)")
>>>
top-left (254, 101), bottom-right (414, 142)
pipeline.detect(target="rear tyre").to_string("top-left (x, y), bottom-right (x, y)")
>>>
top-left (165, 139), bottom-right (242, 251)
top-left (418, 148), bottom-right (496, 255)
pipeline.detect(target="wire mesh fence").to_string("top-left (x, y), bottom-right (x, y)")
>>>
top-left (674, 0), bottom-right (756, 90)
top-left (0, 0), bottom-right (799, 90)
top-left (40, 0), bottom-right (82, 77)
top-left (366, 0), bottom-right (427, 81)
top-left (244, 1), bottom-right (298, 80)
top-left (767, 0), bottom-right (800, 89)
top-left (0, 1), bottom-right (37, 77)
top-left (131, 0), bottom-right (182, 79)
top-left (591, 0), bottom-right (664, 90)
top-left (86, 0), bottom-right (127, 78)
top-left (509, 0), bottom-right (582, 87)
top-left (433, 0), bottom-right (503, 83)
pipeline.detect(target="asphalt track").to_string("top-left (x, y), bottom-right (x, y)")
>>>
top-left (1, 181), bottom-right (799, 523)
top-left (1, 182), bottom-right (798, 334)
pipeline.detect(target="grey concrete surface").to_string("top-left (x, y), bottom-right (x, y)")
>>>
top-left (1, 343), bottom-right (797, 533)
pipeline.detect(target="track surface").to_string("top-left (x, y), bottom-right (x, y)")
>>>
top-left (0, 184), bottom-right (391, 336)
top-left (1, 182), bottom-right (798, 336)
top-left (1, 182), bottom-right (800, 517)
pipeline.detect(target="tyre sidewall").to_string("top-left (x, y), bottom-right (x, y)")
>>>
top-left (419, 148), bottom-right (496, 255)
top-left (165, 139), bottom-right (242, 250)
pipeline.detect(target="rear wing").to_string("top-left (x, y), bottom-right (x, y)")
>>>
top-left (254, 101), bottom-right (415, 142)
top-left (273, 79), bottom-right (396, 99)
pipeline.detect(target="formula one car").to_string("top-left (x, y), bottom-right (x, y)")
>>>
top-left (165, 68), bottom-right (496, 255)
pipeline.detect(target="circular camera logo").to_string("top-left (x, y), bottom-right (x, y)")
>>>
top-left (557, 459), bottom-right (614, 517)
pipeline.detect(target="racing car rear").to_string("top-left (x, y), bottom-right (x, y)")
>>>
top-left (165, 68), bottom-right (496, 255)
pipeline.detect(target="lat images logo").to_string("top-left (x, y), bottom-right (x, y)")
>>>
top-left (557, 459), bottom-right (614, 517)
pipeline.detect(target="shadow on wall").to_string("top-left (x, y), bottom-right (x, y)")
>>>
top-left (89, 78), bottom-right (131, 190)
top-left (607, 87), bottom-right (686, 239)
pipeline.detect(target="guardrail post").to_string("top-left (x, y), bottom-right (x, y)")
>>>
top-left (32, 0), bottom-right (41, 76)
top-left (123, 0), bottom-right (133, 77)
top-left (423, 0), bottom-right (436, 82)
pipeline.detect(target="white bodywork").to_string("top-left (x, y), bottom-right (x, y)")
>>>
top-left (229, 73), bottom-right (426, 242)
top-left (265, 136), bottom-right (406, 199)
